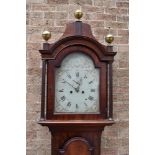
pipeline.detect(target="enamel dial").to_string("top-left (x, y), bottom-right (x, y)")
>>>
top-left (55, 53), bottom-right (100, 113)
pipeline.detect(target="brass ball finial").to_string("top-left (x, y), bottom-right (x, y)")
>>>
top-left (42, 31), bottom-right (51, 42)
top-left (74, 9), bottom-right (83, 20)
top-left (105, 27), bottom-right (114, 44)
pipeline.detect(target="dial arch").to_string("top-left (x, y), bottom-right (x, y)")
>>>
top-left (55, 52), bottom-right (100, 113)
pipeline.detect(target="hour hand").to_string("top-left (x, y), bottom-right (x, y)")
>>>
top-left (79, 78), bottom-right (82, 85)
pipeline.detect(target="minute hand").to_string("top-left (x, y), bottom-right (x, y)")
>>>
top-left (65, 81), bottom-right (79, 92)
top-left (73, 78), bottom-right (82, 85)
top-left (73, 80), bottom-right (80, 85)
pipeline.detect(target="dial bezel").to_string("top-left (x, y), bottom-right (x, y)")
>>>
top-left (54, 52), bottom-right (100, 114)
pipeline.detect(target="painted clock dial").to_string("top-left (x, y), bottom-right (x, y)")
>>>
top-left (55, 52), bottom-right (100, 113)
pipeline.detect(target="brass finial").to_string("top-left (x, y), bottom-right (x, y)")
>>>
top-left (74, 2), bottom-right (83, 20)
top-left (42, 31), bottom-right (51, 42)
top-left (74, 9), bottom-right (83, 20)
top-left (105, 27), bottom-right (114, 44)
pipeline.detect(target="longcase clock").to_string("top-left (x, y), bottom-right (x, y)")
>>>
top-left (38, 14), bottom-right (116, 155)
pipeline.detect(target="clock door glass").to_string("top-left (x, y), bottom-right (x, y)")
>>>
top-left (55, 52), bottom-right (99, 113)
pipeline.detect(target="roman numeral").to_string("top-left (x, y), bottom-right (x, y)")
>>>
top-left (61, 96), bottom-right (66, 101)
top-left (90, 89), bottom-right (95, 92)
top-left (88, 96), bottom-right (94, 101)
top-left (59, 89), bottom-right (64, 92)
top-left (76, 72), bottom-right (79, 77)
top-left (89, 80), bottom-right (94, 84)
top-left (76, 104), bottom-right (78, 109)
top-left (67, 102), bottom-right (71, 107)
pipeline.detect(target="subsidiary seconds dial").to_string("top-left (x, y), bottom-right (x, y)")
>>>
top-left (55, 53), bottom-right (99, 113)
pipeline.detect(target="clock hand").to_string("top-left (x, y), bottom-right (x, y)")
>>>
top-left (65, 81), bottom-right (76, 88)
top-left (75, 85), bottom-right (80, 92)
top-left (79, 78), bottom-right (82, 85)
top-left (77, 78), bottom-right (82, 92)
top-left (73, 80), bottom-right (80, 85)
top-left (64, 80), bottom-right (79, 92)
top-left (73, 78), bottom-right (83, 85)
top-left (72, 78), bottom-right (83, 92)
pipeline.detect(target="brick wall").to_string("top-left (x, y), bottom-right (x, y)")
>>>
top-left (26, 0), bottom-right (129, 155)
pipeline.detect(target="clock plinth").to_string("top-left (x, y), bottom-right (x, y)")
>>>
top-left (38, 21), bottom-right (116, 155)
